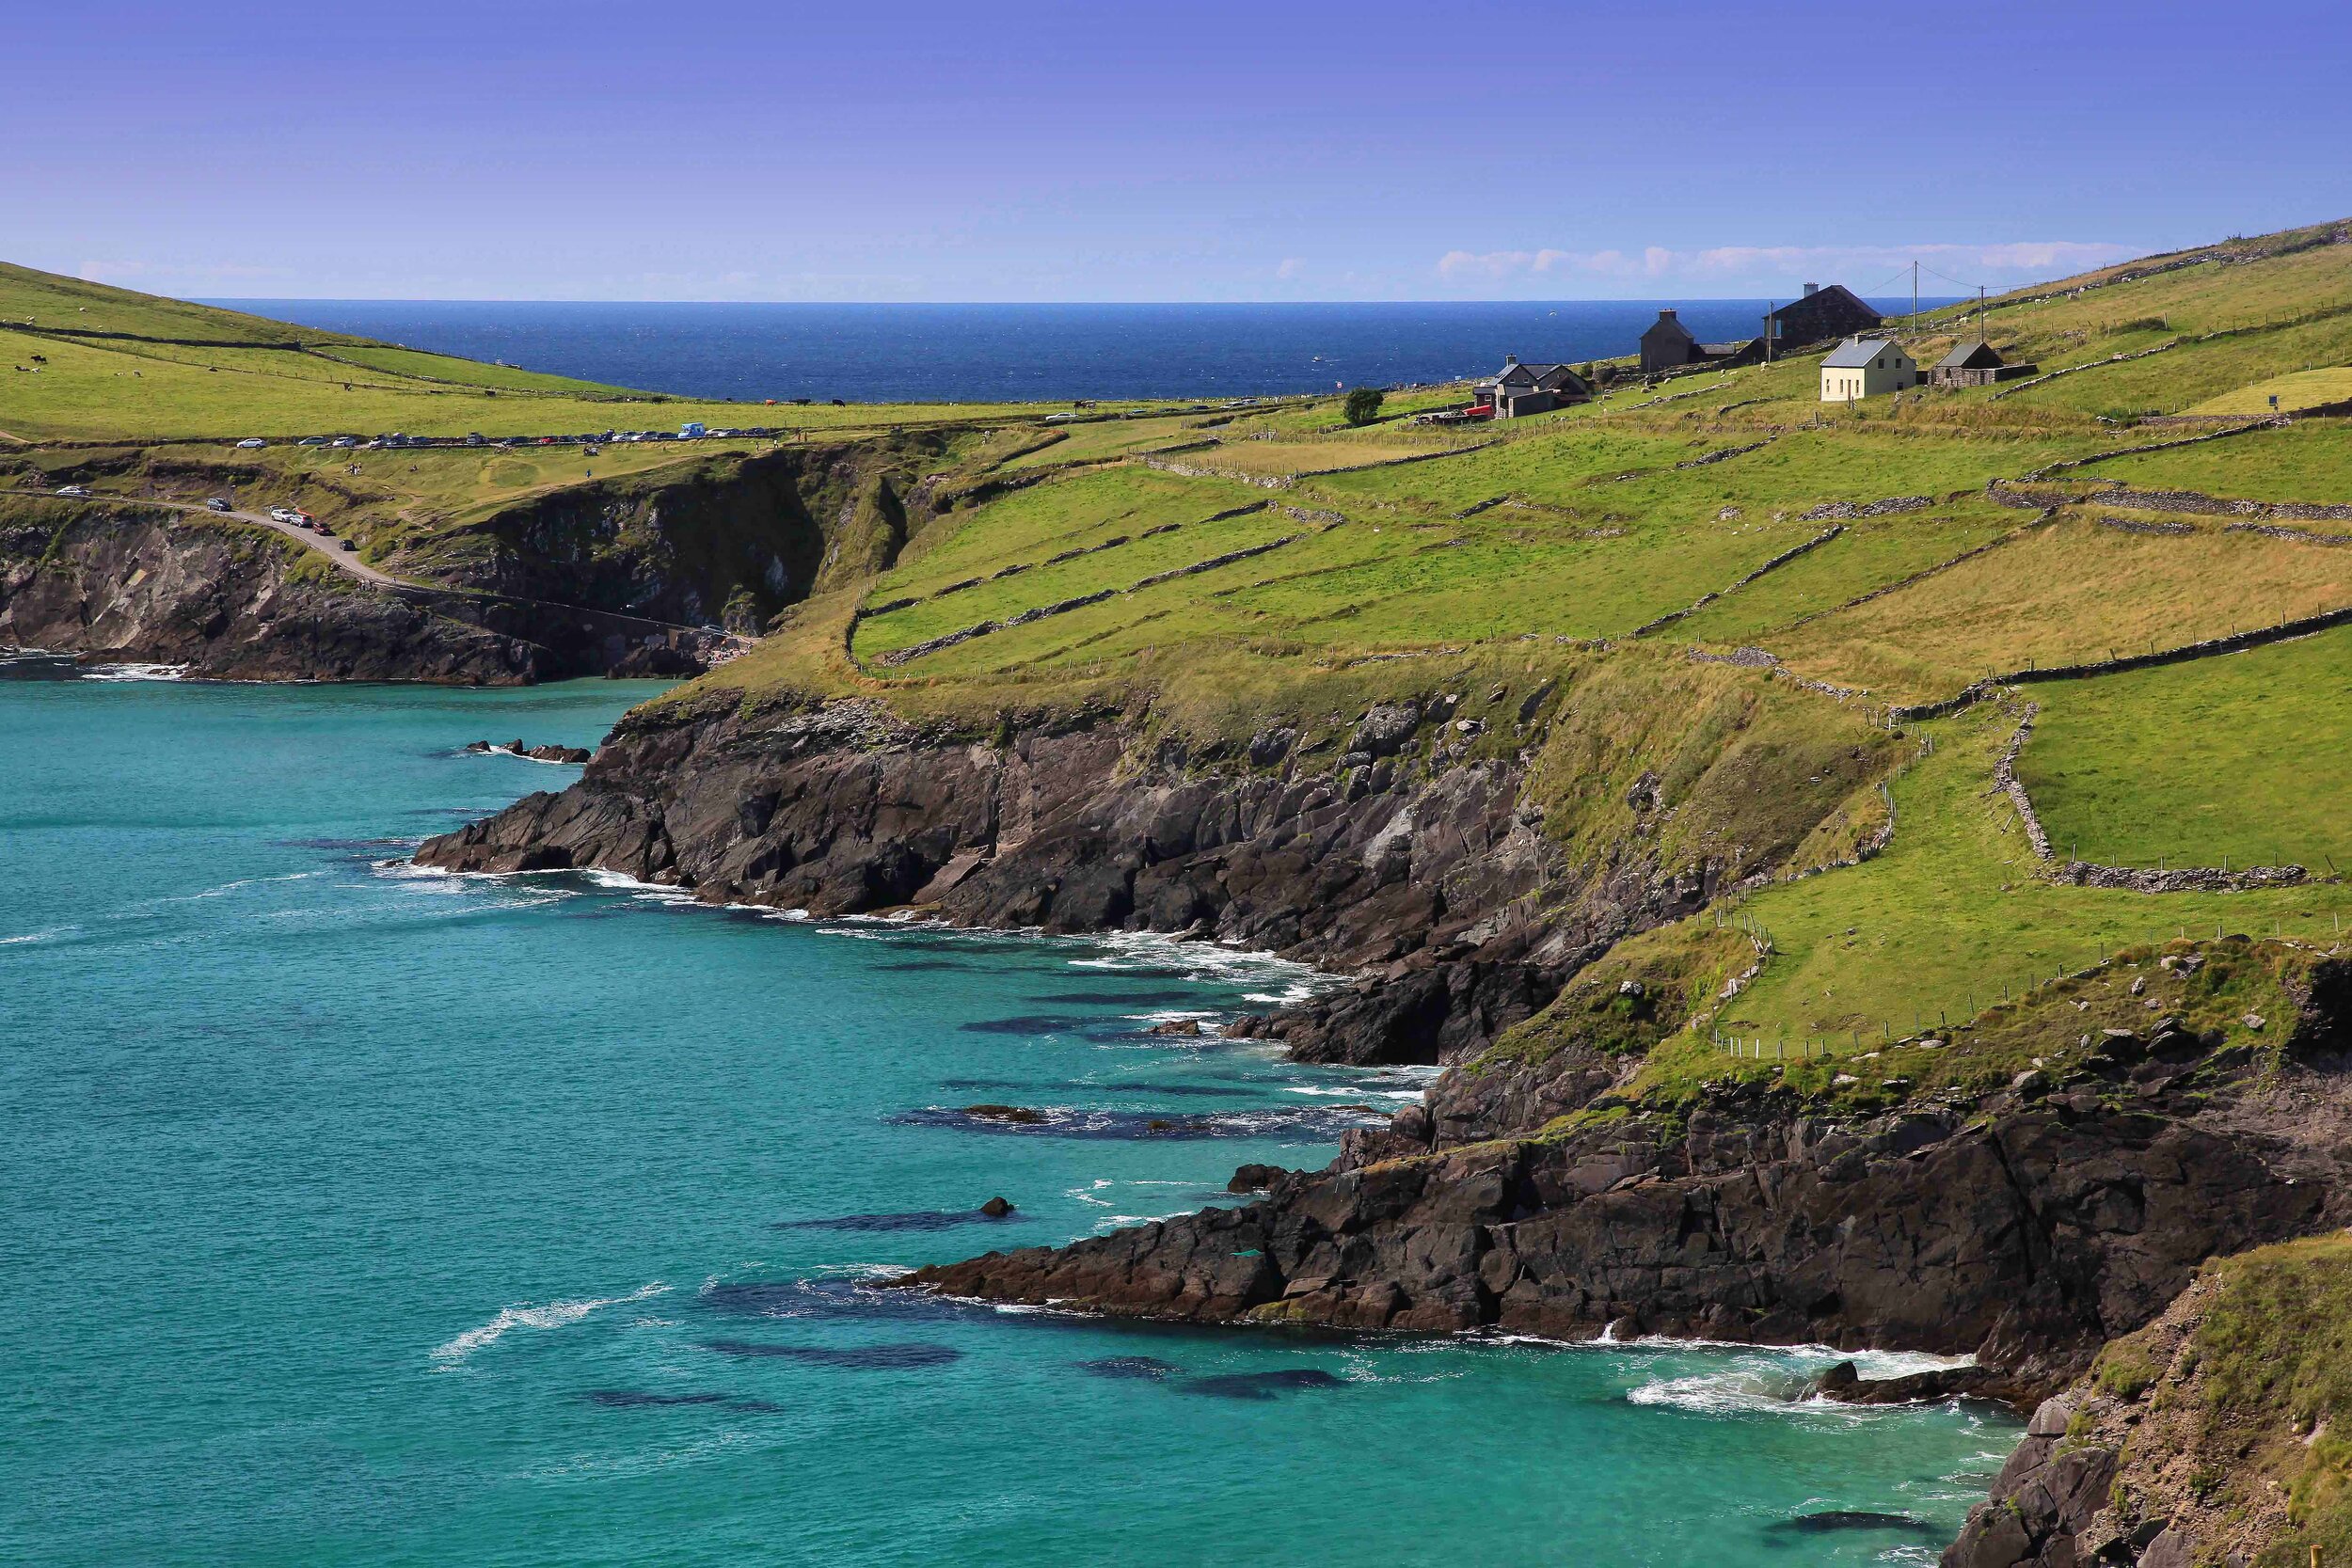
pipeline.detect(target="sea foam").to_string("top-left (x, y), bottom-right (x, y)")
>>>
top-left (431, 1281), bottom-right (668, 1365)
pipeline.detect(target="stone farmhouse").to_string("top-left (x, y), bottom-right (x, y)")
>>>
top-left (1820, 336), bottom-right (1919, 401)
top-left (1638, 283), bottom-right (1886, 375)
top-left (1637, 310), bottom-right (1752, 373)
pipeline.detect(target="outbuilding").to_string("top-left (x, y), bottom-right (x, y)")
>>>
top-left (1929, 338), bottom-right (2037, 388)
top-left (1820, 337), bottom-right (1918, 401)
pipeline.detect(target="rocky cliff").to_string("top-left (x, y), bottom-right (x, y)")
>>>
top-left (425, 434), bottom-right (955, 631)
top-left (915, 1022), bottom-right (2351, 1380)
top-left (1, 432), bottom-right (959, 683)
top-left (414, 657), bottom-right (1883, 1063)
top-left (0, 502), bottom-right (539, 683)
top-left (417, 692), bottom-right (1581, 1063)
top-left (1944, 1229), bottom-right (2352, 1568)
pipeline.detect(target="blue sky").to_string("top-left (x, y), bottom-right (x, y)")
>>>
top-left (11, 0), bottom-right (2348, 302)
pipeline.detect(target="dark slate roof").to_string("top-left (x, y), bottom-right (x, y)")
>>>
top-left (1933, 339), bottom-right (2007, 371)
top-left (1771, 284), bottom-right (1878, 323)
top-left (1642, 313), bottom-right (1696, 341)
top-left (1493, 362), bottom-right (1584, 386)
top-left (1821, 337), bottom-right (1906, 368)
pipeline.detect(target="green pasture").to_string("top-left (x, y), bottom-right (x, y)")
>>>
top-left (1714, 705), bottom-right (2352, 1046)
top-left (2018, 620), bottom-right (2352, 872)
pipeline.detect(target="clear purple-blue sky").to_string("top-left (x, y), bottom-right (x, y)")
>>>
top-left (13, 0), bottom-right (2348, 302)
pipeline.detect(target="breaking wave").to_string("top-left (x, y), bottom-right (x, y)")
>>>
top-left (431, 1281), bottom-right (668, 1365)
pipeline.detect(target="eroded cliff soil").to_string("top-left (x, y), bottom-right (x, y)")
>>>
top-left (0, 506), bottom-right (538, 683)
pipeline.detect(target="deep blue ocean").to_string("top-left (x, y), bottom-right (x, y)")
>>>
top-left (0, 667), bottom-right (2014, 1564)
top-left (209, 298), bottom-right (1952, 404)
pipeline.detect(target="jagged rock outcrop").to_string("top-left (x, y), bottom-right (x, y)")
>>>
top-left (414, 689), bottom-right (1757, 1063)
top-left (0, 505), bottom-right (540, 683)
top-left (914, 1051), bottom-right (2352, 1383)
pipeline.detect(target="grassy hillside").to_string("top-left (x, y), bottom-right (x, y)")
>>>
top-left (708, 215), bottom-right (2352, 1070)
top-left (11, 220), bottom-right (2352, 1075)
top-left (0, 261), bottom-right (1175, 442)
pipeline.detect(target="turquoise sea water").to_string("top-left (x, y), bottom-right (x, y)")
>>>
top-left (0, 672), bottom-right (2015, 1565)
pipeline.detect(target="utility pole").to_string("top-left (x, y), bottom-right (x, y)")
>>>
top-left (1979, 285), bottom-right (1986, 341)
top-left (1912, 261), bottom-right (1920, 338)
top-left (1764, 301), bottom-right (1774, 363)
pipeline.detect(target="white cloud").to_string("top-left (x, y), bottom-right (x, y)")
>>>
top-left (1432, 240), bottom-right (2133, 293)
top-left (1275, 257), bottom-right (1306, 280)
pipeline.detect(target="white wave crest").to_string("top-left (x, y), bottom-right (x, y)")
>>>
top-left (79, 662), bottom-right (191, 682)
top-left (430, 1281), bottom-right (668, 1365)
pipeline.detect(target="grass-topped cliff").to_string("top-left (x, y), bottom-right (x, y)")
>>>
top-left (585, 216), bottom-right (2352, 1077)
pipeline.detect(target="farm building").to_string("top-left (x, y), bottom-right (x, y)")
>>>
top-left (1820, 337), bottom-right (1919, 401)
top-left (1930, 338), bottom-right (2037, 387)
top-left (1473, 356), bottom-right (1593, 419)
top-left (1637, 309), bottom-right (1753, 373)
top-left (1768, 284), bottom-right (1883, 351)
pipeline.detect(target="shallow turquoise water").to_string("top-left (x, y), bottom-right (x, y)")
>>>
top-left (0, 672), bottom-right (2015, 1565)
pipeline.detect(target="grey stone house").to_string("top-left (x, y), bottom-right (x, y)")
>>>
top-left (1767, 284), bottom-right (1883, 352)
top-left (1474, 356), bottom-right (1594, 419)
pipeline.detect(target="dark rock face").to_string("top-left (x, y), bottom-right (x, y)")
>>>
top-left (913, 1071), bottom-right (2352, 1382)
top-left (415, 693), bottom-right (1708, 1064)
top-left (0, 509), bottom-right (541, 683)
top-left (606, 642), bottom-right (708, 680)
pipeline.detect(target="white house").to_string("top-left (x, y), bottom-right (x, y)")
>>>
top-left (1820, 337), bottom-right (1918, 402)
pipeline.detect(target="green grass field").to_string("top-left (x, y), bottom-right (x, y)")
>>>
top-left (2018, 622), bottom-right (2352, 871)
top-left (1774, 516), bottom-right (2352, 702)
top-left (1712, 706), bottom-right (2352, 1046)
top-left (2080, 420), bottom-right (2352, 502)
top-left (2193, 365), bottom-right (2352, 416)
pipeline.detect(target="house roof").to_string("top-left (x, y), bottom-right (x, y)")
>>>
top-left (1933, 339), bottom-right (2007, 370)
top-left (1489, 361), bottom-right (1584, 387)
top-left (1772, 283), bottom-right (1878, 323)
top-left (1642, 312), bottom-right (1697, 341)
top-left (1821, 337), bottom-right (1907, 369)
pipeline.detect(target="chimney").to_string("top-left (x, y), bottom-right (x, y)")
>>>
top-left (1503, 353), bottom-right (1518, 364)
top-left (1803, 283), bottom-right (1819, 296)
top-left (1659, 308), bottom-right (1677, 319)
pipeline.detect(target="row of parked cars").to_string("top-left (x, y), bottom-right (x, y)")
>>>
top-left (261, 503), bottom-right (358, 550)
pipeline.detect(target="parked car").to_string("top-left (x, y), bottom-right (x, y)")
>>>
top-left (56, 483), bottom-right (92, 497)
top-left (205, 498), bottom-right (231, 512)
top-left (679, 421), bottom-right (707, 438)
top-left (330, 436), bottom-right (358, 448)
top-left (339, 539), bottom-right (357, 551)
top-left (235, 438), bottom-right (266, 449)
top-left (297, 436), bottom-right (327, 447)
top-left (465, 433), bottom-right (485, 447)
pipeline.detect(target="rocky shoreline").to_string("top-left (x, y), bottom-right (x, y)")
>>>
top-left (911, 1028), bottom-right (2350, 1382)
top-left (410, 679), bottom-right (2352, 1568)
top-left (414, 689), bottom-right (1728, 1064)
